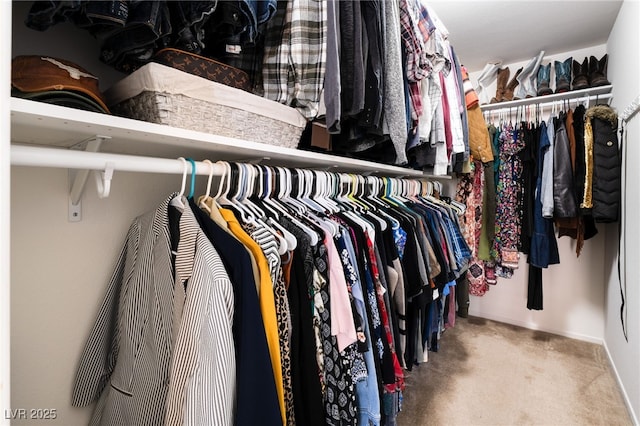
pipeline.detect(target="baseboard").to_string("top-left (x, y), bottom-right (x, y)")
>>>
top-left (603, 341), bottom-right (639, 426)
top-left (467, 310), bottom-right (604, 344)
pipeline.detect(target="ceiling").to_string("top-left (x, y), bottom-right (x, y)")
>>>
top-left (428, 0), bottom-right (624, 72)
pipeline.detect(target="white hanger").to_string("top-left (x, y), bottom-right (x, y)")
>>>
top-left (284, 167), bottom-right (320, 245)
top-left (365, 176), bottom-right (387, 209)
top-left (279, 167), bottom-right (307, 215)
top-left (239, 163), bottom-right (267, 219)
top-left (319, 171), bottom-right (341, 213)
top-left (170, 157), bottom-right (188, 209)
top-left (367, 175), bottom-right (401, 229)
top-left (256, 166), bottom-right (297, 250)
top-left (335, 174), bottom-right (373, 234)
top-left (198, 159), bottom-right (216, 213)
top-left (216, 161), bottom-right (233, 205)
top-left (296, 169), bottom-right (341, 237)
top-left (261, 166), bottom-right (290, 219)
top-left (299, 169), bottom-right (325, 213)
top-left (218, 162), bottom-right (256, 224)
top-left (239, 164), bottom-right (290, 254)
top-left (251, 164), bottom-right (280, 219)
top-left (267, 216), bottom-right (298, 251)
top-left (356, 175), bottom-right (388, 231)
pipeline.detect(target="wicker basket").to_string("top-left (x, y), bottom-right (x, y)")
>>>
top-left (111, 91), bottom-right (303, 149)
top-left (106, 63), bottom-right (306, 149)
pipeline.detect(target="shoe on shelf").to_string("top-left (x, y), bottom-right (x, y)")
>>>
top-left (554, 57), bottom-right (572, 93)
top-left (536, 63), bottom-right (553, 96)
top-left (503, 67), bottom-right (523, 102)
top-left (490, 67), bottom-right (510, 103)
top-left (572, 57), bottom-right (589, 90)
top-left (477, 61), bottom-right (502, 105)
top-left (589, 54), bottom-right (610, 87)
top-left (515, 50), bottom-right (545, 99)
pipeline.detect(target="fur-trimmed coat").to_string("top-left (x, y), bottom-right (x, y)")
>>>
top-left (582, 104), bottom-right (620, 223)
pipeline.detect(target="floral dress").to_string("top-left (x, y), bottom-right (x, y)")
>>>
top-left (456, 161), bottom-right (489, 296)
top-left (493, 123), bottom-right (525, 276)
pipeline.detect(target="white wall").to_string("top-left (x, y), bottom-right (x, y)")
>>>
top-left (467, 45), bottom-right (609, 344)
top-left (1, 2), bottom-right (12, 425)
top-left (605, 1), bottom-right (640, 423)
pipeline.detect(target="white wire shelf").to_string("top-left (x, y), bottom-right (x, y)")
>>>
top-left (479, 85), bottom-right (612, 112)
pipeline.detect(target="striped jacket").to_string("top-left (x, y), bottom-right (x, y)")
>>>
top-left (72, 194), bottom-right (235, 426)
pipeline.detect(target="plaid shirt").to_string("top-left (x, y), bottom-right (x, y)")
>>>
top-left (262, 0), bottom-right (327, 120)
top-left (417, 2), bottom-right (435, 45)
top-left (399, 0), bottom-right (434, 122)
top-left (441, 212), bottom-right (471, 271)
top-left (399, 0), bottom-right (427, 83)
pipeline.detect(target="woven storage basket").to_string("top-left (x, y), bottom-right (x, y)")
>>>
top-left (112, 91), bottom-right (302, 149)
top-left (106, 63), bottom-right (306, 149)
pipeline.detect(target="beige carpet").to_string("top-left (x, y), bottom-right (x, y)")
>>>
top-left (397, 316), bottom-right (632, 426)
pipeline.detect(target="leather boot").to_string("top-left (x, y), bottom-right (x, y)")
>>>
top-left (589, 54), bottom-right (610, 87)
top-left (490, 67), bottom-right (509, 103)
top-left (503, 67), bottom-right (522, 101)
top-left (554, 57), bottom-right (572, 93)
top-left (515, 50), bottom-right (545, 99)
top-left (572, 57), bottom-right (589, 90)
top-left (477, 62), bottom-right (501, 105)
top-left (536, 63), bottom-right (553, 96)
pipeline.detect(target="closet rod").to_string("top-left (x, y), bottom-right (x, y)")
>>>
top-left (12, 146), bottom-right (456, 192)
top-left (12, 145), bottom-right (224, 176)
top-left (12, 146), bottom-right (432, 183)
top-left (481, 94), bottom-right (611, 115)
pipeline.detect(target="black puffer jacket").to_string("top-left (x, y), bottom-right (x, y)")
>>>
top-left (588, 105), bottom-right (621, 223)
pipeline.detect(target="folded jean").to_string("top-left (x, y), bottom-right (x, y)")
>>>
top-left (25, 0), bottom-right (83, 31)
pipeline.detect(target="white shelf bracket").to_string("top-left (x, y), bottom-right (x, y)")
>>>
top-left (68, 135), bottom-right (112, 222)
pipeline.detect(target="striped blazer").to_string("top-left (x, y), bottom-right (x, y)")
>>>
top-left (164, 201), bottom-right (235, 426)
top-left (72, 194), bottom-right (235, 426)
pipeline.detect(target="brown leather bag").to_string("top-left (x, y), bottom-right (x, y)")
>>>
top-left (152, 48), bottom-right (251, 92)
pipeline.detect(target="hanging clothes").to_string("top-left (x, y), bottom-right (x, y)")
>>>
top-left (519, 122), bottom-right (536, 255)
top-left (73, 165), bottom-right (473, 426)
top-left (72, 194), bottom-right (237, 426)
top-left (262, 0), bottom-right (327, 120)
top-left (527, 121), bottom-right (560, 310)
top-left (164, 201), bottom-right (236, 426)
top-left (189, 199), bottom-right (282, 426)
top-left (584, 105), bottom-right (622, 223)
top-left (529, 121), bottom-right (561, 271)
top-left (553, 112), bottom-right (578, 219)
top-left (493, 122), bottom-right (525, 274)
top-left (456, 163), bottom-right (489, 296)
top-left (281, 217), bottom-right (325, 426)
top-left (382, 0), bottom-right (410, 165)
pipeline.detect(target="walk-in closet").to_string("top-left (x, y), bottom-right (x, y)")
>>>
top-left (2, 1), bottom-right (639, 425)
